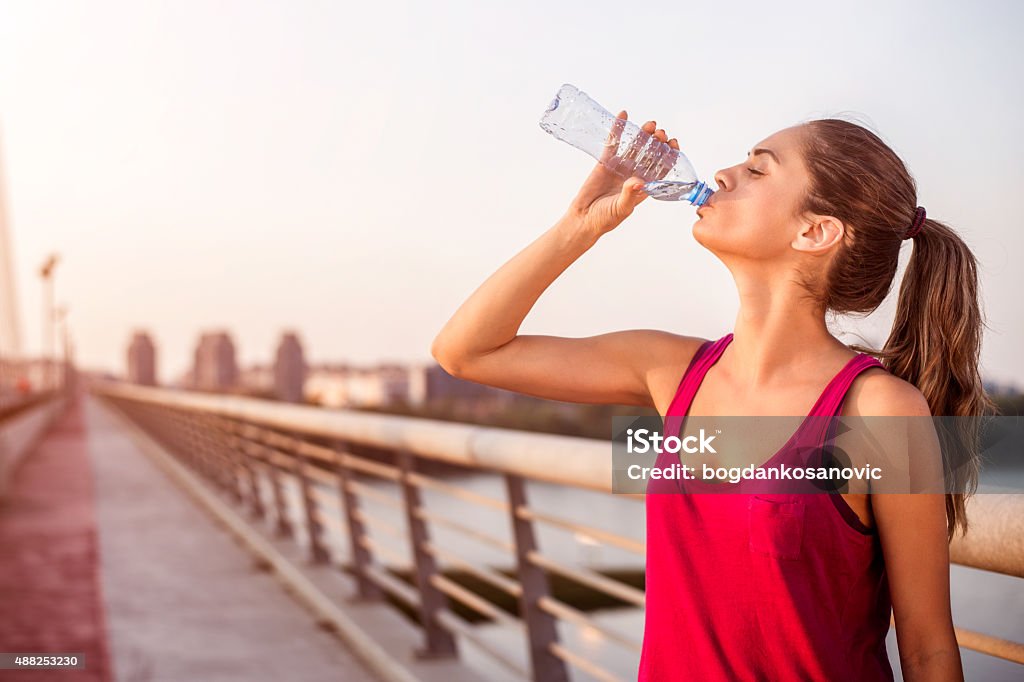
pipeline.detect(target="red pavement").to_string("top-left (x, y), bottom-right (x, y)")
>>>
top-left (0, 393), bottom-right (113, 681)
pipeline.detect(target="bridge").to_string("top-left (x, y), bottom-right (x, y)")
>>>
top-left (0, 377), bottom-right (1022, 681)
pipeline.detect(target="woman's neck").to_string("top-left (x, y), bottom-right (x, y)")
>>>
top-left (725, 303), bottom-right (851, 389)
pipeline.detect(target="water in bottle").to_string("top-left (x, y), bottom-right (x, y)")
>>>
top-left (539, 84), bottom-right (714, 206)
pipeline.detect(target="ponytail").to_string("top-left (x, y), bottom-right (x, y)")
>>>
top-left (848, 219), bottom-right (998, 541)
top-left (799, 119), bottom-right (998, 542)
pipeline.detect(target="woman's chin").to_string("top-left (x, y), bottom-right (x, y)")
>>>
top-left (693, 219), bottom-right (735, 253)
top-left (692, 221), bottom-right (713, 248)
top-left (693, 217), bottom-right (713, 238)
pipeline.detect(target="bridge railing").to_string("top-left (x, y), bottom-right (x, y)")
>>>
top-left (90, 381), bottom-right (1024, 679)
top-left (0, 389), bottom-right (71, 501)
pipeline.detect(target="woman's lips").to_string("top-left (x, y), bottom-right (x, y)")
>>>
top-left (697, 196), bottom-right (717, 216)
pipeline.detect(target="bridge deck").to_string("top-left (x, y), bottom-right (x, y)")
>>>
top-left (1, 393), bottom-right (382, 681)
top-left (0, 392), bottom-right (112, 680)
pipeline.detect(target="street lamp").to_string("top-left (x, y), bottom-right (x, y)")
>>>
top-left (55, 303), bottom-right (69, 392)
top-left (38, 253), bottom-right (59, 390)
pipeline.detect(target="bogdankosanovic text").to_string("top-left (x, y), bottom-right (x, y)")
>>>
top-left (628, 463), bottom-right (883, 483)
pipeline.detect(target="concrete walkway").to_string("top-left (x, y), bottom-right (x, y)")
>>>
top-left (82, 392), bottom-right (380, 682)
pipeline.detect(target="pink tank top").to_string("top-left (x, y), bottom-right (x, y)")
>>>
top-left (639, 333), bottom-right (895, 681)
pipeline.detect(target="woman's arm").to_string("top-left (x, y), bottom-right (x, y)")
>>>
top-left (432, 116), bottom-right (705, 407)
top-left (853, 375), bottom-right (964, 681)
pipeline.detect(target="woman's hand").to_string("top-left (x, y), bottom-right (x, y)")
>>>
top-left (564, 111), bottom-right (680, 240)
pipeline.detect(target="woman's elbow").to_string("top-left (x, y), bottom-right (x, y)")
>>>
top-left (430, 337), bottom-right (465, 377)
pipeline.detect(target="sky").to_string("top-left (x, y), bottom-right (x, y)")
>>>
top-left (0, 0), bottom-right (1022, 387)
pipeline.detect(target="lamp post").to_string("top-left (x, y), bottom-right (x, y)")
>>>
top-left (55, 304), bottom-right (68, 392)
top-left (38, 253), bottom-right (59, 391)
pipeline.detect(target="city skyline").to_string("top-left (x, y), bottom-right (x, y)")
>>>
top-left (115, 326), bottom-right (1024, 400)
top-left (1, 1), bottom-right (1022, 386)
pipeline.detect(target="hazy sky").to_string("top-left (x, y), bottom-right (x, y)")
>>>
top-left (1, 0), bottom-right (1022, 387)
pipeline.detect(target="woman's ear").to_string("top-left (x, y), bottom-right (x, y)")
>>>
top-left (793, 216), bottom-right (844, 254)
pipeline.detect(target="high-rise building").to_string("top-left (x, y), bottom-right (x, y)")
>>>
top-left (273, 331), bottom-right (307, 403)
top-left (192, 331), bottom-right (238, 391)
top-left (126, 331), bottom-right (157, 385)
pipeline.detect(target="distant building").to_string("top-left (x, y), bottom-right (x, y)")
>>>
top-left (420, 364), bottom-right (517, 405)
top-left (305, 364), bottom-right (406, 408)
top-left (305, 361), bottom-right (516, 409)
top-left (408, 364), bottom-right (428, 407)
top-left (274, 332), bottom-right (307, 403)
top-left (238, 363), bottom-right (273, 393)
top-left (175, 367), bottom-right (195, 389)
top-left (192, 331), bottom-right (238, 390)
top-left (126, 331), bottom-right (157, 385)
top-left (304, 366), bottom-right (348, 407)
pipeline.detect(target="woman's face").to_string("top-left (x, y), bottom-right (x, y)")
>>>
top-left (693, 125), bottom-right (837, 265)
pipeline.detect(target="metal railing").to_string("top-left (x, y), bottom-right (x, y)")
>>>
top-left (90, 381), bottom-right (1024, 679)
top-left (0, 389), bottom-right (71, 501)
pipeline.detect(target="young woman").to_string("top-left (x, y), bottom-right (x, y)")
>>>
top-left (431, 111), bottom-right (992, 681)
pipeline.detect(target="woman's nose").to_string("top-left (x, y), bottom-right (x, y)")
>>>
top-left (714, 169), bottom-right (730, 191)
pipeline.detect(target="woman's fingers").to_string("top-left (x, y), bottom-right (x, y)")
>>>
top-left (605, 115), bottom-right (679, 180)
top-left (633, 125), bottom-right (670, 180)
top-left (619, 174), bottom-right (649, 212)
top-left (645, 128), bottom-right (671, 178)
top-left (619, 120), bottom-right (654, 176)
top-left (601, 110), bottom-right (628, 166)
top-left (605, 110), bottom-right (627, 146)
top-left (655, 143), bottom-right (679, 180)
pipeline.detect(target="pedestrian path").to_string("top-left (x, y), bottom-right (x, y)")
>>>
top-left (0, 393), bottom-right (113, 681)
top-left (0, 392), bottom-right (382, 682)
top-left (83, 393), bottom-right (380, 682)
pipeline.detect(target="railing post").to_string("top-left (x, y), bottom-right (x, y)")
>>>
top-left (505, 473), bottom-right (569, 682)
top-left (295, 440), bottom-right (330, 564)
top-left (213, 428), bottom-right (239, 496)
top-left (171, 408), bottom-right (198, 471)
top-left (211, 418), bottom-right (244, 504)
top-left (186, 410), bottom-right (214, 482)
top-left (333, 440), bottom-right (383, 601)
top-left (195, 414), bottom-right (231, 494)
top-left (239, 440), bottom-right (266, 521)
top-left (397, 447), bottom-right (458, 659)
top-left (184, 410), bottom-right (211, 480)
top-left (262, 442), bottom-right (293, 538)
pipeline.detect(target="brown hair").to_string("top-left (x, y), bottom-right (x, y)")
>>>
top-left (796, 117), bottom-right (998, 542)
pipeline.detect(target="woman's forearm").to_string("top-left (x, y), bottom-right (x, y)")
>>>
top-left (431, 115), bottom-right (669, 372)
top-left (431, 213), bottom-right (598, 368)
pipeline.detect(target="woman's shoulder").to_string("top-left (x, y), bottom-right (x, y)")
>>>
top-left (844, 365), bottom-right (932, 417)
top-left (640, 332), bottom-right (715, 413)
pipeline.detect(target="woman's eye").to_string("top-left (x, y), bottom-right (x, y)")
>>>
top-left (746, 168), bottom-right (764, 176)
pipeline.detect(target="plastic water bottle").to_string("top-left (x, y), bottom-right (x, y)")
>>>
top-left (539, 84), bottom-right (714, 206)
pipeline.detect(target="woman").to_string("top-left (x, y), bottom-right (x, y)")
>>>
top-left (431, 111), bottom-right (992, 681)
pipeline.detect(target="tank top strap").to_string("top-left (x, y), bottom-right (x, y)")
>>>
top-left (665, 333), bottom-right (733, 418)
top-left (796, 354), bottom-right (888, 460)
top-left (810, 354), bottom-right (887, 418)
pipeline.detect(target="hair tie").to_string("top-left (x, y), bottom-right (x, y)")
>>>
top-left (904, 206), bottom-right (926, 240)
